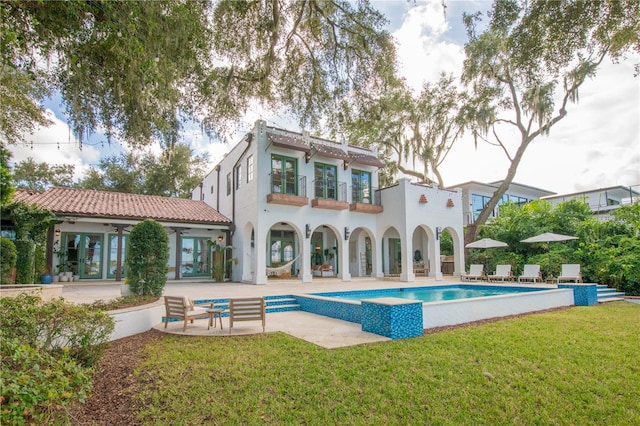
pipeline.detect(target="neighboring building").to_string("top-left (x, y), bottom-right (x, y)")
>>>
top-left (192, 120), bottom-right (465, 285)
top-left (542, 186), bottom-right (640, 221)
top-left (11, 188), bottom-right (231, 281)
top-left (445, 181), bottom-right (556, 226)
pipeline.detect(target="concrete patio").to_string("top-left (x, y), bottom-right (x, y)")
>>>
top-left (61, 276), bottom-right (457, 348)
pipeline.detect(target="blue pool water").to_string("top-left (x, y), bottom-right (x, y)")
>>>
top-left (313, 285), bottom-right (544, 303)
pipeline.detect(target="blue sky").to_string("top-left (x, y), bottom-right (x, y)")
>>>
top-left (9, 0), bottom-right (640, 195)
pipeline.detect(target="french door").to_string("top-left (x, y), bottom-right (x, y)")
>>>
top-left (181, 237), bottom-right (211, 277)
top-left (63, 233), bottom-right (103, 279)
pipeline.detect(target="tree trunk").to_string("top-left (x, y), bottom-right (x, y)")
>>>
top-left (464, 137), bottom-right (532, 247)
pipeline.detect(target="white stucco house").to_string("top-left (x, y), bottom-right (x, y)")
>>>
top-left (191, 120), bottom-right (465, 285)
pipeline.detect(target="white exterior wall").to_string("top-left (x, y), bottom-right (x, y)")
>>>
top-left (210, 120), bottom-right (386, 284)
top-left (202, 120), bottom-right (466, 285)
top-left (377, 179), bottom-right (464, 281)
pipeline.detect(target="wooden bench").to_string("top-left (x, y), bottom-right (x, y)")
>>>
top-left (228, 297), bottom-right (266, 334)
top-left (163, 296), bottom-right (212, 332)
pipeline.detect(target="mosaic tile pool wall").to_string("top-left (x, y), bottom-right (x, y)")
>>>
top-left (294, 287), bottom-right (576, 335)
top-left (294, 295), bottom-right (361, 323)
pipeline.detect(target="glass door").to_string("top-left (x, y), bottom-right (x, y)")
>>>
top-left (63, 233), bottom-right (103, 279)
top-left (81, 234), bottom-right (103, 279)
top-left (314, 163), bottom-right (337, 199)
top-left (269, 230), bottom-right (296, 273)
top-left (181, 237), bottom-right (211, 277)
top-left (107, 234), bottom-right (127, 278)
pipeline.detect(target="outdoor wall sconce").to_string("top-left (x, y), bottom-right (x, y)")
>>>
top-left (343, 160), bottom-right (349, 170)
top-left (54, 229), bottom-right (61, 237)
top-left (344, 226), bottom-right (350, 240)
top-left (304, 152), bottom-right (311, 163)
top-left (436, 226), bottom-right (442, 240)
top-left (419, 194), bottom-right (428, 204)
top-left (217, 235), bottom-right (224, 243)
top-left (315, 243), bottom-right (321, 251)
top-left (305, 224), bottom-right (311, 238)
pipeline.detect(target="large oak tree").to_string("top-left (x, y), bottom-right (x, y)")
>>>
top-left (1, 0), bottom-right (396, 147)
top-left (460, 0), bottom-right (639, 244)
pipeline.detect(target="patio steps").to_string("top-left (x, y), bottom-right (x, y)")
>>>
top-left (264, 295), bottom-right (301, 313)
top-left (197, 295), bottom-right (301, 315)
top-left (596, 285), bottom-right (626, 303)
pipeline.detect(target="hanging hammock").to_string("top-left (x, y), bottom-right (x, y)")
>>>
top-left (266, 255), bottom-right (300, 277)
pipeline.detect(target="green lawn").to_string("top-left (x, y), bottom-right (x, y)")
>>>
top-left (135, 302), bottom-right (640, 425)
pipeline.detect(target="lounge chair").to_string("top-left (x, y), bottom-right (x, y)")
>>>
top-left (518, 264), bottom-right (543, 283)
top-left (228, 297), bottom-right (266, 334)
top-left (461, 264), bottom-right (484, 281)
top-left (487, 264), bottom-right (512, 282)
top-left (557, 264), bottom-right (582, 283)
top-left (311, 264), bottom-right (334, 277)
top-left (164, 296), bottom-right (213, 332)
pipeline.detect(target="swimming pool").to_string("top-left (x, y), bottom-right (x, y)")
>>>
top-left (317, 285), bottom-right (543, 303)
top-left (293, 283), bottom-right (575, 333)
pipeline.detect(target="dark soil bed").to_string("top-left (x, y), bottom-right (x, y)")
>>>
top-left (67, 330), bottom-right (163, 425)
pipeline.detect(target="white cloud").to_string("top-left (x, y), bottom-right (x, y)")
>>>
top-left (396, 5), bottom-right (640, 195)
top-left (393, 1), bottom-right (465, 91)
top-left (9, 109), bottom-right (102, 181)
top-left (440, 56), bottom-right (640, 194)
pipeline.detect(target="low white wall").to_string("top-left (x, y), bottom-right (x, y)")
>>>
top-left (0, 284), bottom-right (63, 301)
top-left (109, 299), bottom-right (165, 341)
top-left (422, 289), bottom-right (574, 329)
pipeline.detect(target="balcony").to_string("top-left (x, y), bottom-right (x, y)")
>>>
top-left (311, 179), bottom-right (348, 210)
top-left (349, 187), bottom-right (383, 213)
top-left (267, 175), bottom-right (308, 206)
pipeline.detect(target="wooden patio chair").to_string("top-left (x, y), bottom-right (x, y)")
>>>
top-left (163, 296), bottom-right (212, 332)
top-left (228, 297), bottom-right (266, 334)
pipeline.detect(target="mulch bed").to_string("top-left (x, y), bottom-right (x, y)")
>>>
top-left (67, 330), bottom-right (163, 425)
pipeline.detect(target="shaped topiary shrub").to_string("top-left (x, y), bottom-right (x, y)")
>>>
top-left (126, 219), bottom-right (169, 296)
top-left (0, 237), bottom-right (17, 284)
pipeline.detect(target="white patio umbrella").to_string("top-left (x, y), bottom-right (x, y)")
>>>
top-left (465, 238), bottom-right (509, 249)
top-left (465, 238), bottom-right (508, 272)
top-left (521, 232), bottom-right (578, 278)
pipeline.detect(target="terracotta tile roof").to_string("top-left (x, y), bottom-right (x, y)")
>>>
top-left (13, 188), bottom-right (231, 225)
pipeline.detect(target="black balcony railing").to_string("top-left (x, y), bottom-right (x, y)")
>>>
top-left (313, 179), bottom-right (347, 202)
top-left (270, 173), bottom-right (306, 197)
top-left (352, 185), bottom-right (380, 205)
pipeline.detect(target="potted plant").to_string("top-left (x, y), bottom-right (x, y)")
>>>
top-left (39, 267), bottom-right (53, 284)
top-left (120, 279), bottom-right (134, 297)
top-left (209, 241), bottom-right (238, 282)
top-left (54, 248), bottom-right (69, 281)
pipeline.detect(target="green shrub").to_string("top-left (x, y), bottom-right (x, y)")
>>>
top-left (13, 239), bottom-right (34, 284)
top-left (126, 218), bottom-right (169, 296)
top-left (0, 293), bottom-right (114, 367)
top-left (0, 294), bottom-right (114, 425)
top-left (0, 336), bottom-right (91, 425)
top-left (0, 237), bottom-right (17, 284)
top-left (33, 242), bottom-right (47, 276)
